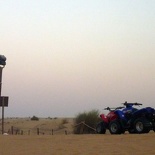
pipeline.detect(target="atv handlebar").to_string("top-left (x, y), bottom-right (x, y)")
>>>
top-left (104, 107), bottom-right (111, 111)
top-left (104, 106), bottom-right (124, 111)
top-left (134, 103), bottom-right (142, 106)
top-left (123, 102), bottom-right (142, 106)
top-left (115, 106), bottom-right (125, 110)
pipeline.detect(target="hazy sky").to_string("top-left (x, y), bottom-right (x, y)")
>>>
top-left (0, 0), bottom-right (155, 117)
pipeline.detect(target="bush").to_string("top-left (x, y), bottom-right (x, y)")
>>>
top-left (74, 109), bottom-right (101, 134)
top-left (31, 116), bottom-right (39, 121)
top-left (61, 118), bottom-right (69, 124)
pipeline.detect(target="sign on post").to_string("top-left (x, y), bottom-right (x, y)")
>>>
top-left (0, 96), bottom-right (9, 107)
top-left (0, 96), bottom-right (9, 134)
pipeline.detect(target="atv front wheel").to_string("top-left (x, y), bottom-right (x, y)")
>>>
top-left (96, 122), bottom-right (106, 134)
top-left (109, 120), bottom-right (122, 134)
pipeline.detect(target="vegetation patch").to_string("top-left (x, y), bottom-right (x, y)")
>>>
top-left (31, 116), bottom-right (39, 121)
top-left (74, 109), bottom-right (101, 134)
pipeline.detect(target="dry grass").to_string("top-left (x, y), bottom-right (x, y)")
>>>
top-left (0, 118), bottom-right (155, 155)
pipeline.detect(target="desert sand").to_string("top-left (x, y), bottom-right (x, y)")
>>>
top-left (0, 133), bottom-right (155, 155)
top-left (0, 118), bottom-right (155, 155)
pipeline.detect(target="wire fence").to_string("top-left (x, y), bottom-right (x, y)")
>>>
top-left (0, 120), bottom-right (96, 135)
top-left (0, 126), bottom-right (72, 135)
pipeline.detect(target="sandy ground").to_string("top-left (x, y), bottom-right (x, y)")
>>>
top-left (0, 132), bottom-right (155, 155)
top-left (0, 118), bottom-right (155, 155)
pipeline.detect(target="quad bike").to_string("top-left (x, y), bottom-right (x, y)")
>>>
top-left (111, 102), bottom-right (155, 134)
top-left (96, 106), bottom-right (124, 134)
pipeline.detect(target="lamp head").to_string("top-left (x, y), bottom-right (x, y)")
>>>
top-left (0, 55), bottom-right (6, 67)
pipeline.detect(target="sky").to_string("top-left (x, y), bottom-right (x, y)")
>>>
top-left (0, 0), bottom-right (155, 117)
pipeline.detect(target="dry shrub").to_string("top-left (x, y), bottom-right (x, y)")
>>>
top-left (31, 116), bottom-right (39, 121)
top-left (74, 109), bottom-right (100, 134)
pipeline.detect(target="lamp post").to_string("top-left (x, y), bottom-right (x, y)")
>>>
top-left (0, 55), bottom-right (7, 134)
top-left (0, 55), bottom-right (6, 96)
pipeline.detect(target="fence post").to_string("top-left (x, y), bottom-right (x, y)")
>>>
top-left (37, 128), bottom-right (39, 135)
top-left (15, 129), bottom-right (18, 135)
top-left (11, 126), bottom-right (13, 135)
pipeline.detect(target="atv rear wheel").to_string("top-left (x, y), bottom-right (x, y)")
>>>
top-left (134, 118), bottom-right (151, 134)
top-left (96, 122), bottom-right (106, 134)
top-left (109, 120), bottom-right (122, 134)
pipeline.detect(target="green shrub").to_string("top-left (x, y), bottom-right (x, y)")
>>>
top-left (74, 109), bottom-right (101, 134)
top-left (31, 116), bottom-right (39, 121)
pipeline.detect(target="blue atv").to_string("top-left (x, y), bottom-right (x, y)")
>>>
top-left (113, 102), bottom-right (155, 134)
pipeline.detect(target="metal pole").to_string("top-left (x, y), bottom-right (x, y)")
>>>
top-left (0, 67), bottom-right (3, 134)
top-left (0, 67), bottom-right (3, 96)
top-left (2, 97), bottom-right (4, 134)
